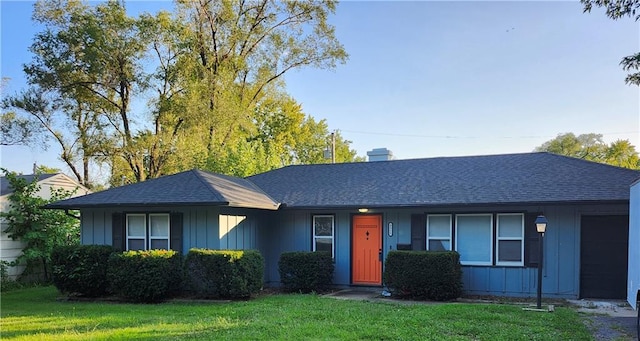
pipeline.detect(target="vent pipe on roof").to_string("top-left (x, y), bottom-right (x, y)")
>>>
top-left (367, 148), bottom-right (394, 162)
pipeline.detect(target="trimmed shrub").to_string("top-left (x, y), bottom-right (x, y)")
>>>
top-left (107, 249), bottom-right (183, 303)
top-left (278, 251), bottom-right (334, 293)
top-left (185, 249), bottom-right (264, 299)
top-left (383, 251), bottom-right (462, 301)
top-left (51, 245), bottom-right (115, 297)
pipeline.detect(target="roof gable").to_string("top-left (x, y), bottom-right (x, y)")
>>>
top-left (1, 173), bottom-right (72, 196)
top-left (248, 152), bottom-right (640, 208)
top-left (47, 170), bottom-right (279, 210)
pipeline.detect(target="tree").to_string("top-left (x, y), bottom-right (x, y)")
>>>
top-left (6, 0), bottom-right (350, 186)
top-left (581, 0), bottom-right (640, 85)
top-left (0, 111), bottom-right (40, 146)
top-left (534, 132), bottom-right (640, 169)
top-left (0, 169), bottom-right (79, 281)
top-left (169, 0), bottom-right (349, 168)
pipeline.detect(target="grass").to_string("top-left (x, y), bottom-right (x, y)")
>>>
top-left (1, 286), bottom-right (593, 340)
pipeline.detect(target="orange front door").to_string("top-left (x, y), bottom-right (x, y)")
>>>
top-left (352, 215), bottom-right (382, 285)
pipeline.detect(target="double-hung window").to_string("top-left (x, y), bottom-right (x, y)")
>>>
top-left (496, 213), bottom-right (524, 266)
top-left (313, 215), bottom-right (334, 258)
top-left (427, 214), bottom-right (452, 251)
top-left (455, 214), bottom-right (493, 265)
top-left (126, 213), bottom-right (170, 251)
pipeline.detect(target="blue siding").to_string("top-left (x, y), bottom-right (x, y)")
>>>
top-left (218, 210), bottom-right (260, 250)
top-left (79, 201), bottom-right (631, 298)
top-left (629, 181), bottom-right (640, 309)
top-left (262, 204), bottom-right (628, 298)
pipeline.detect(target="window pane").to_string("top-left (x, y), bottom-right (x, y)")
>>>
top-left (150, 215), bottom-right (169, 237)
top-left (128, 239), bottom-right (145, 251)
top-left (315, 238), bottom-right (332, 254)
top-left (150, 239), bottom-right (169, 250)
top-left (498, 214), bottom-right (523, 238)
top-left (428, 240), bottom-right (450, 251)
top-left (314, 216), bottom-right (333, 237)
top-left (428, 215), bottom-right (451, 237)
top-left (498, 240), bottom-right (522, 262)
top-left (127, 215), bottom-right (146, 237)
top-left (456, 215), bottom-right (492, 263)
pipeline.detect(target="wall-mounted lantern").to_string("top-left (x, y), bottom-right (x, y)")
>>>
top-left (388, 222), bottom-right (393, 237)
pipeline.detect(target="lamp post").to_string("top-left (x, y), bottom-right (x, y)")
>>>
top-left (535, 215), bottom-right (548, 309)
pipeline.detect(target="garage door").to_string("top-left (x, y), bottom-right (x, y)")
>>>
top-left (580, 215), bottom-right (629, 299)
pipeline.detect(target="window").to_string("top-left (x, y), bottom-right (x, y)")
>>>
top-left (313, 215), bottom-right (334, 258)
top-left (127, 214), bottom-right (146, 251)
top-left (455, 214), bottom-right (493, 265)
top-left (496, 213), bottom-right (524, 266)
top-left (427, 215), bottom-right (452, 251)
top-left (126, 213), bottom-right (170, 251)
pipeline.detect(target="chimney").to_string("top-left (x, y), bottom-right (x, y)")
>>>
top-left (367, 148), bottom-right (394, 162)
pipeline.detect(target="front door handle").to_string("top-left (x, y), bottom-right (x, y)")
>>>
top-left (378, 249), bottom-right (383, 261)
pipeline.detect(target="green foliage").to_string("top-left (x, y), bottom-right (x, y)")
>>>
top-left (278, 251), bottom-right (334, 293)
top-left (534, 132), bottom-right (640, 169)
top-left (51, 245), bottom-right (115, 297)
top-left (383, 251), bottom-right (462, 301)
top-left (184, 249), bottom-right (264, 299)
top-left (107, 250), bottom-right (183, 303)
top-left (0, 111), bottom-right (40, 146)
top-left (7, 0), bottom-right (353, 186)
top-left (0, 169), bottom-right (80, 282)
top-left (581, 0), bottom-right (640, 85)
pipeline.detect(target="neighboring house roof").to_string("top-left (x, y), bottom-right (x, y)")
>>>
top-left (1, 174), bottom-right (58, 196)
top-left (248, 152), bottom-right (640, 209)
top-left (46, 169), bottom-right (280, 210)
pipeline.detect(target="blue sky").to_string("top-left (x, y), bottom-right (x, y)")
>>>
top-left (1, 0), bottom-right (639, 176)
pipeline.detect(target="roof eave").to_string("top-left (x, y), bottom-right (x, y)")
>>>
top-left (43, 201), bottom-right (232, 210)
top-left (45, 200), bottom-right (281, 211)
top-left (276, 199), bottom-right (631, 210)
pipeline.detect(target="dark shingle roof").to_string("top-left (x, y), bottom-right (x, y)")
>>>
top-left (47, 170), bottom-right (279, 210)
top-left (248, 152), bottom-right (640, 208)
top-left (1, 174), bottom-right (57, 196)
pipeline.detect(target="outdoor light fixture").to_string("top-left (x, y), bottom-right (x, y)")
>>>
top-left (388, 222), bottom-right (393, 237)
top-left (535, 214), bottom-right (548, 309)
top-left (358, 208), bottom-right (369, 213)
top-left (535, 215), bottom-right (548, 234)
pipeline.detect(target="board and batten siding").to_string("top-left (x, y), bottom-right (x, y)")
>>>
top-left (80, 207), bottom-right (266, 255)
top-left (263, 203), bottom-right (628, 299)
top-left (81, 206), bottom-right (221, 252)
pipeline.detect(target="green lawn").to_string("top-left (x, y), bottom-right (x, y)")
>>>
top-left (1, 286), bottom-right (592, 340)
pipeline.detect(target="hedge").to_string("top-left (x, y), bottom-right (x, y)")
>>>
top-left (107, 249), bottom-right (183, 303)
top-left (383, 250), bottom-right (462, 301)
top-left (184, 249), bottom-right (264, 299)
top-left (278, 251), bottom-right (334, 293)
top-left (51, 245), bottom-right (115, 297)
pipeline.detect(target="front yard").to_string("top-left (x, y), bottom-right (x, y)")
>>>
top-left (1, 286), bottom-right (592, 340)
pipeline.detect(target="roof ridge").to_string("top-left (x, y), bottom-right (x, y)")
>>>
top-left (191, 169), bottom-right (227, 202)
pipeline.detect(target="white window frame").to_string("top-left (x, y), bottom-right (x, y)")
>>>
top-left (149, 213), bottom-right (170, 250)
top-left (312, 215), bottom-right (335, 258)
top-left (496, 213), bottom-right (524, 266)
top-left (455, 214), bottom-right (494, 266)
top-left (126, 213), bottom-right (171, 251)
top-left (426, 214), bottom-right (452, 251)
